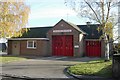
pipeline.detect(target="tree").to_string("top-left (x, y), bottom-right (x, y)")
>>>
top-left (0, 0), bottom-right (30, 38)
top-left (65, 0), bottom-right (120, 61)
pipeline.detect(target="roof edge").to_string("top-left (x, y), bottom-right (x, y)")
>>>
top-left (8, 38), bottom-right (49, 40)
top-left (63, 20), bottom-right (87, 34)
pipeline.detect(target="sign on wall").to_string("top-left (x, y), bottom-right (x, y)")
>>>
top-left (74, 45), bottom-right (79, 48)
top-left (53, 29), bottom-right (72, 33)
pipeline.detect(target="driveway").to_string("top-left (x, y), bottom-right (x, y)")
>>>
top-left (1, 56), bottom-right (100, 79)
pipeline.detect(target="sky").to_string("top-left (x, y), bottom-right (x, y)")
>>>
top-left (25, 0), bottom-right (89, 27)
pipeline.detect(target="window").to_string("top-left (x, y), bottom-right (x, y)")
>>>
top-left (27, 41), bottom-right (37, 49)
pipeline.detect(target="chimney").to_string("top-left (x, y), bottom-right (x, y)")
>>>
top-left (86, 22), bottom-right (91, 25)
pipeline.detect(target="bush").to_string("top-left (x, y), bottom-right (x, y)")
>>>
top-left (113, 43), bottom-right (120, 54)
top-left (118, 43), bottom-right (120, 53)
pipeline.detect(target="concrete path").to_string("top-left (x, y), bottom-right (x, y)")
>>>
top-left (1, 56), bottom-right (100, 79)
top-left (0, 51), bottom-right (7, 56)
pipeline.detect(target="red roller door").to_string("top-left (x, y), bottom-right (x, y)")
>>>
top-left (86, 41), bottom-right (101, 57)
top-left (52, 35), bottom-right (73, 56)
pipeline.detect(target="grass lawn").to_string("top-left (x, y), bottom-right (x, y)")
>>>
top-left (68, 60), bottom-right (112, 78)
top-left (0, 56), bottom-right (26, 63)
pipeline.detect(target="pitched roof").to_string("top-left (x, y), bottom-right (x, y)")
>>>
top-left (20, 27), bottom-right (52, 38)
top-left (78, 24), bottom-right (102, 39)
top-left (19, 20), bottom-right (102, 39)
top-left (62, 19), bottom-right (86, 34)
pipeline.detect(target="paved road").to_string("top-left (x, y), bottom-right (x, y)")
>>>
top-left (1, 56), bottom-right (100, 79)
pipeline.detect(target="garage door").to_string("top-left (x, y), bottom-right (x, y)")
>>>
top-left (52, 35), bottom-right (73, 56)
top-left (86, 41), bottom-right (101, 57)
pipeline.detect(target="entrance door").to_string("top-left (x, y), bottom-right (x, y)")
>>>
top-left (86, 41), bottom-right (101, 57)
top-left (52, 35), bottom-right (73, 56)
top-left (12, 41), bottom-right (20, 55)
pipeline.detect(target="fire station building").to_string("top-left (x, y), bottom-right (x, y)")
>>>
top-left (8, 19), bottom-right (105, 57)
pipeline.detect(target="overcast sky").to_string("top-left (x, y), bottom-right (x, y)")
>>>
top-left (25, 0), bottom-right (89, 27)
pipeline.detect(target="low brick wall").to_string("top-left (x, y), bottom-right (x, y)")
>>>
top-left (112, 54), bottom-right (120, 79)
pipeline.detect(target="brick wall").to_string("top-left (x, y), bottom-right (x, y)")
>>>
top-left (20, 40), bottom-right (50, 56)
top-left (47, 20), bottom-right (84, 57)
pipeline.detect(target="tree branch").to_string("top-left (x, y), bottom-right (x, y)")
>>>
top-left (105, 2), bottom-right (111, 23)
top-left (101, 0), bottom-right (105, 23)
top-left (84, 0), bottom-right (102, 24)
top-left (109, 36), bottom-right (120, 43)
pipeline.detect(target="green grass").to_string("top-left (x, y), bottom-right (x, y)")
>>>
top-left (0, 56), bottom-right (26, 63)
top-left (68, 60), bottom-right (112, 78)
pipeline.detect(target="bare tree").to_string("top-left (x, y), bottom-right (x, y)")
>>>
top-left (65, 0), bottom-right (120, 61)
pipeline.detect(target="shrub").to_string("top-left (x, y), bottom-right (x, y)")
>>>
top-left (118, 43), bottom-right (120, 53)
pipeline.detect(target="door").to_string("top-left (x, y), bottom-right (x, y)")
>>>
top-left (86, 41), bottom-right (101, 57)
top-left (52, 35), bottom-right (73, 56)
top-left (12, 41), bottom-right (20, 55)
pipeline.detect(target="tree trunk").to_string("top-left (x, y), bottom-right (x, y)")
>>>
top-left (104, 33), bottom-right (110, 61)
top-left (105, 42), bottom-right (110, 61)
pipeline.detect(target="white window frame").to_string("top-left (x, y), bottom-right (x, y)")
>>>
top-left (27, 41), bottom-right (37, 49)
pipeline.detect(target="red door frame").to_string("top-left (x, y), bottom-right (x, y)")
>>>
top-left (52, 35), bottom-right (73, 56)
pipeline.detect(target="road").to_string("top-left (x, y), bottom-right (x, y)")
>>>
top-left (1, 56), bottom-right (100, 80)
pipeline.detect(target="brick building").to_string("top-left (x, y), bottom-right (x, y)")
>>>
top-left (8, 19), bottom-right (105, 57)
